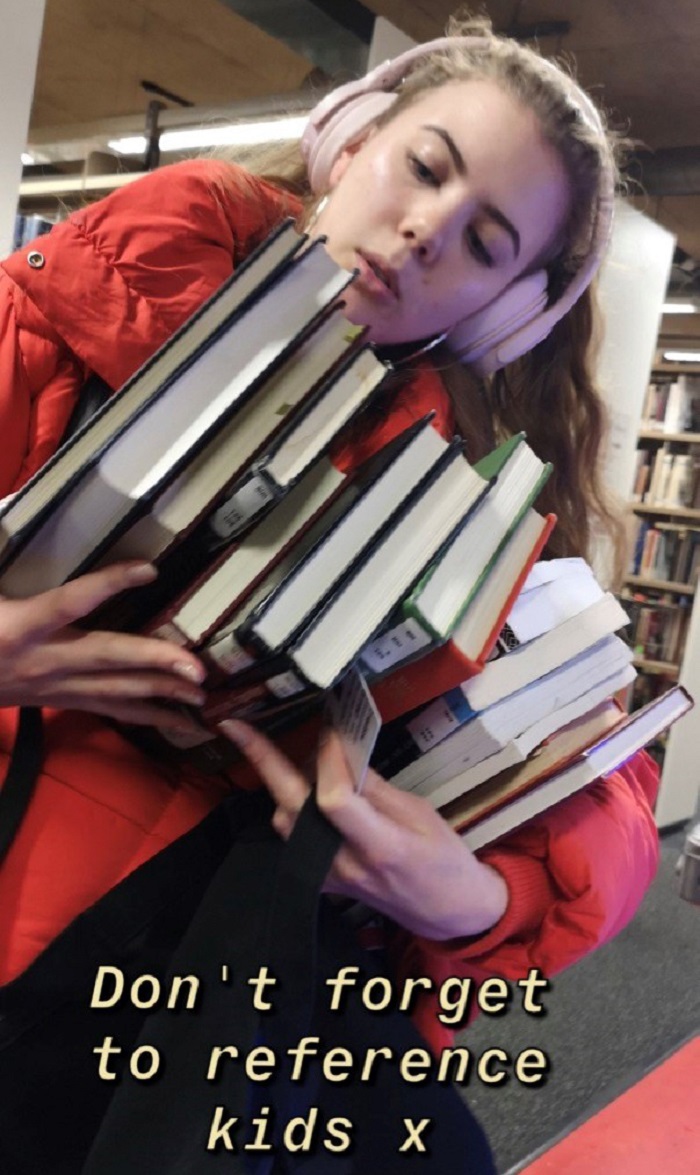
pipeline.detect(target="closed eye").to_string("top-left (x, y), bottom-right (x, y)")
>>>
top-left (467, 226), bottom-right (494, 268)
top-left (408, 152), bottom-right (439, 187)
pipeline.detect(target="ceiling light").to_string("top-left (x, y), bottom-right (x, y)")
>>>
top-left (663, 351), bottom-right (700, 363)
top-left (108, 115), bottom-right (309, 156)
top-left (21, 152), bottom-right (34, 165)
top-left (663, 302), bottom-right (700, 314)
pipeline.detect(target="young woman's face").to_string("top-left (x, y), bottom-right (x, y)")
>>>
top-left (311, 78), bottom-right (573, 346)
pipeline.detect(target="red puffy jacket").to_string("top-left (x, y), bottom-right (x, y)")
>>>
top-left (0, 160), bottom-right (660, 1051)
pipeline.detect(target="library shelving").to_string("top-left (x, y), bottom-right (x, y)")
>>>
top-left (625, 364), bottom-right (700, 826)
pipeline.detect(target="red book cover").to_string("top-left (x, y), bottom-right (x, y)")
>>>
top-left (370, 513), bottom-right (557, 723)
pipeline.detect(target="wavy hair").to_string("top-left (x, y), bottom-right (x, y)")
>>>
top-left (221, 10), bottom-right (629, 583)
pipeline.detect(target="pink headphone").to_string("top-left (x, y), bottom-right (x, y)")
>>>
top-left (301, 37), bottom-right (615, 376)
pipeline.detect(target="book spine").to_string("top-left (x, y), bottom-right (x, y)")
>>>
top-left (368, 512), bottom-right (557, 723)
top-left (202, 630), bottom-right (258, 676)
top-left (369, 641), bottom-right (480, 724)
top-left (360, 617), bottom-right (435, 675)
top-left (371, 688), bottom-right (477, 778)
top-left (207, 472), bottom-right (281, 542)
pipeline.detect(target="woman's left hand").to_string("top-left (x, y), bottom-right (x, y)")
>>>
top-left (220, 719), bottom-right (509, 942)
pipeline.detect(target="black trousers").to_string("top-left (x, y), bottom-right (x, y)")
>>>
top-left (0, 790), bottom-right (495, 1175)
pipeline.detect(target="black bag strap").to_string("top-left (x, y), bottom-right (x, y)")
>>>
top-left (0, 707), bottom-right (43, 868)
top-left (82, 795), bottom-right (495, 1174)
top-left (0, 374), bottom-right (112, 869)
top-left (81, 795), bottom-right (339, 1175)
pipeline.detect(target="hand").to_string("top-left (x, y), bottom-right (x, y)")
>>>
top-left (220, 719), bottom-right (509, 942)
top-left (0, 562), bottom-right (207, 730)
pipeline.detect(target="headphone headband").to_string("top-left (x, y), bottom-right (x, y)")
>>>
top-left (301, 36), bottom-right (615, 375)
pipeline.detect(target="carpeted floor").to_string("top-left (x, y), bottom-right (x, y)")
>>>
top-left (455, 827), bottom-right (700, 1174)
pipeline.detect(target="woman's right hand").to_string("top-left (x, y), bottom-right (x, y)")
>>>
top-left (0, 561), bottom-right (207, 731)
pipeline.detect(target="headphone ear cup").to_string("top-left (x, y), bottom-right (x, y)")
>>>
top-left (302, 91), bottom-right (396, 193)
top-left (447, 271), bottom-right (549, 375)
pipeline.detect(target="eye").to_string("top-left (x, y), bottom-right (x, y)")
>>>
top-left (467, 226), bottom-right (494, 268)
top-left (408, 152), bottom-right (439, 187)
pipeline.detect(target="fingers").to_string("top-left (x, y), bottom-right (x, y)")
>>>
top-left (220, 721), bottom-right (413, 857)
top-left (68, 699), bottom-right (204, 734)
top-left (219, 719), bottom-right (310, 811)
top-left (34, 671), bottom-right (206, 707)
top-left (314, 730), bottom-right (402, 851)
top-left (33, 628), bottom-right (206, 683)
top-left (5, 562), bottom-right (159, 641)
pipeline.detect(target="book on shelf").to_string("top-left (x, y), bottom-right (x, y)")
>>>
top-left (364, 509), bottom-right (556, 723)
top-left (0, 223), bottom-right (359, 597)
top-left (625, 594), bottom-right (691, 665)
top-left (627, 519), bottom-right (700, 585)
top-left (631, 449), bottom-right (652, 503)
top-left (641, 375), bottom-right (700, 434)
top-left (371, 630), bottom-right (634, 786)
top-left (441, 685), bottom-right (693, 851)
top-left (643, 448), bottom-right (697, 510)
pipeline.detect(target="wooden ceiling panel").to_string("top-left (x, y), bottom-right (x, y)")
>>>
top-left (31, 0), bottom-right (311, 129)
top-left (570, 42), bottom-right (700, 149)
top-left (25, 0), bottom-right (700, 266)
top-left (355, 1), bottom-right (700, 152)
top-left (360, 1), bottom-right (448, 43)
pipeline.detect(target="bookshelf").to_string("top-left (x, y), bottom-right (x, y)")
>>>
top-left (632, 504), bottom-right (700, 520)
top-left (625, 364), bottom-right (700, 826)
top-left (638, 429), bottom-right (700, 443)
top-left (19, 170), bottom-right (146, 204)
top-left (632, 657), bottom-right (680, 678)
top-left (624, 576), bottom-right (695, 595)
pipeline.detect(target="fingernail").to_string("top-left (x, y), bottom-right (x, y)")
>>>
top-left (318, 725), bottom-right (333, 750)
top-left (174, 661), bottom-right (205, 684)
top-left (219, 719), bottom-right (251, 747)
top-left (177, 689), bottom-right (206, 707)
top-left (126, 562), bottom-right (158, 585)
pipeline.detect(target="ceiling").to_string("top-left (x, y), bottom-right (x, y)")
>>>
top-left (25, 0), bottom-right (700, 339)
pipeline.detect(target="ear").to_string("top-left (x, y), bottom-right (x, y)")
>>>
top-left (327, 148), bottom-right (354, 190)
top-left (327, 125), bottom-right (377, 190)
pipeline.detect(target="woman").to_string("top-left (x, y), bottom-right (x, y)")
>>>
top-left (0, 16), bottom-right (658, 1058)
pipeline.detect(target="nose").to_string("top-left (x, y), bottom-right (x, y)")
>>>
top-left (400, 200), bottom-right (463, 266)
top-left (400, 214), bottom-right (445, 265)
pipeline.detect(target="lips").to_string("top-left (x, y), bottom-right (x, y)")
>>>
top-left (356, 251), bottom-right (399, 301)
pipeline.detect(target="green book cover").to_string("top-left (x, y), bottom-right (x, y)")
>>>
top-left (400, 433), bottom-right (552, 641)
top-left (472, 431), bottom-right (526, 480)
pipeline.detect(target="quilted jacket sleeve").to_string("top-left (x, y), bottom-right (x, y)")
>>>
top-left (0, 268), bottom-right (87, 496)
top-left (390, 749), bottom-right (660, 1047)
top-left (0, 160), bottom-right (298, 492)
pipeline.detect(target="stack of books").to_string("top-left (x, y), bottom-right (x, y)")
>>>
top-left (0, 222), bottom-right (691, 849)
top-left (641, 376), bottom-right (700, 435)
top-left (634, 444), bottom-right (700, 510)
top-left (371, 558), bottom-right (692, 847)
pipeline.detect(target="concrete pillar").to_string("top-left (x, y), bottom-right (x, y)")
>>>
top-left (0, 0), bottom-right (47, 258)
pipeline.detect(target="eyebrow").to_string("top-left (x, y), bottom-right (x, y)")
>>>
top-left (422, 124), bottom-right (521, 259)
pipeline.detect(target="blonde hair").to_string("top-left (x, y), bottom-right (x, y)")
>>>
top-left (220, 11), bottom-right (629, 582)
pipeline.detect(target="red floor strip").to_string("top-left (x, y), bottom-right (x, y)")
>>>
top-left (518, 1035), bottom-right (700, 1174)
